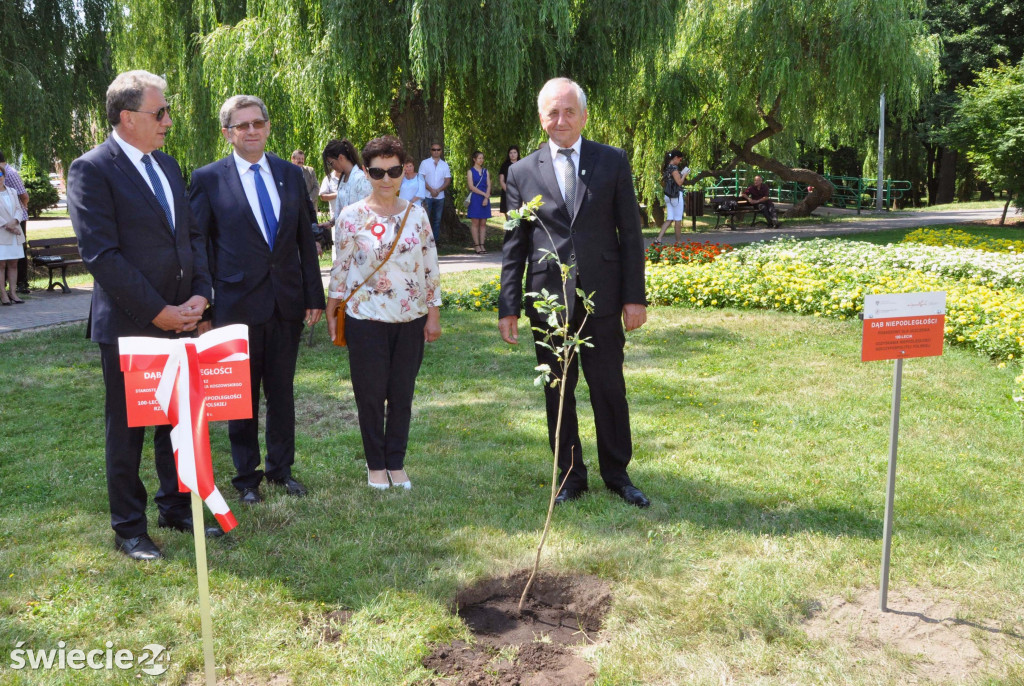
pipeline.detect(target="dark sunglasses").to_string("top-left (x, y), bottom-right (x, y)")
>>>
top-left (431, 147), bottom-right (442, 152)
top-left (366, 165), bottom-right (404, 180)
top-left (129, 106), bottom-right (171, 122)
top-left (227, 119), bottom-right (268, 131)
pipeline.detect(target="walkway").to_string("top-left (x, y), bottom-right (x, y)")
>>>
top-left (0, 207), bottom-right (1007, 336)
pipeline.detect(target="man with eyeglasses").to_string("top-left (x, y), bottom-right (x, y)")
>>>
top-left (188, 95), bottom-right (325, 507)
top-left (418, 143), bottom-right (451, 242)
top-left (68, 70), bottom-right (214, 561)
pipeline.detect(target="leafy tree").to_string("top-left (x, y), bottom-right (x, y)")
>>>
top-left (590, 0), bottom-right (938, 217)
top-left (0, 0), bottom-right (111, 170)
top-left (946, 62), bottom-right (1024, 224)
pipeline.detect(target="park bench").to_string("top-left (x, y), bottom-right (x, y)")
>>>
top-left (28, 237), bottom-right (82, 293)
top-left (707, 196), bottom-right (774, 230)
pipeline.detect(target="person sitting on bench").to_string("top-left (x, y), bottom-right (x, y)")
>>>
top-left (740, 175), bottom-right (779, 228)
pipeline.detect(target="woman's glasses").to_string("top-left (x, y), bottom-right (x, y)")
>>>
top-left (366, 165), bottom-right (404, 180)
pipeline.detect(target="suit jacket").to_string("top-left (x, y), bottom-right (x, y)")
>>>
top-left (499, 138), bottom-right (646, 323)
top-left (188, 152), bottom-right (326, 327)
top-left (68, 136), bottom-right (212, 344)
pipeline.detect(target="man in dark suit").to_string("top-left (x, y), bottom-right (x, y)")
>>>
top-left (189, 95), bottom-right (325, 506)
top-left (69, 70), bottom-right (215, 561)
top-left (499, 77), bottom-right (651, 508)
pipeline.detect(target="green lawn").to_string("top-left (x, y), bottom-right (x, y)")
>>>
top-left (1, 306), bottom-right (1021, 684)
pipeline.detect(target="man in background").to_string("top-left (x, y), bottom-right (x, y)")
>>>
top-left (418, 142), bottom-right (450, 243)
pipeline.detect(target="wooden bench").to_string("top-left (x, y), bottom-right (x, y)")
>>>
top-left (28, 237), bottom-right (82, 293)
top-left (707, 196), bottom-right (775, 230)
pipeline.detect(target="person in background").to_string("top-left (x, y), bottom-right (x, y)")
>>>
top-left (188, 94), bottom-right (325, 506)
top-left (291, 149), bottom-right (320, 211)
top-left (325, 135), bottom-right (441, 491)
top-left (418, 142), bottom-right (451, 243)
top-left (740, 174), bottom-right (779, 228)
top-left (319, 142), bottom-right (343, 223)
top-left (654, 149), bottom-right (689, 245)
top-left (399, 157), bottom-right (426, 207)
top-left (466, 150), bottom-right (492, 254)
top-left (0, 153), bottom-right (30, 293)
top-left (0, 166), bottom-right (26, 304)
top-left (498, 145), bottom-right (520, 218)
top-left (330, 139), bottom-right (372, 219)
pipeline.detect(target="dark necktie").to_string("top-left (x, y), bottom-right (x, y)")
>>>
top-left (558, 148), bottom-right (577, 221)
top-left (250, 163), bottom-right (278, 250)
top-left (141, 154), bottom-right (174, 233)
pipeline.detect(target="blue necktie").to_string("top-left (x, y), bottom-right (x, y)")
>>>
top-left (250, 163), bottom-right (278, 250)
top-left (141, 154), bottom-right (174, 233)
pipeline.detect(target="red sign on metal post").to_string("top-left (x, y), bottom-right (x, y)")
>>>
top-left (862, 292), bottom-right (946, 362)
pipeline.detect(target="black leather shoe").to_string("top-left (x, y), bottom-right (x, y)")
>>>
top-left (16, 283), bottom-right (30, 294)
top-left (267, 476), bottom-right (308, 497)
top-left (239, 487), bottom-right (263, 505)
top-left (114, 533), bottom-right (163, 561)
top-left (607, 484), bottom-right (651, 508)
top-left (554, 486), bottom-right (588, 505)
top-left (158, 513), bottom-right (225, 538)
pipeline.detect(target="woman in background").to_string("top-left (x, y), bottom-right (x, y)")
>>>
top-left (466, 151), bottom-right (491, 254)
top-left (0, 168), bottom-right (26, 305)
top-left (498, 145), bottom-right (520, 218)
top-left (654, 149), bottom-right (688, 246)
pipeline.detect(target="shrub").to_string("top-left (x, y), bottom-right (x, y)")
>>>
top-left (21, 168), bottom-right (60, 217)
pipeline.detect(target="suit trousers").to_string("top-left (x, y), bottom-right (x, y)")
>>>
top-left (99, 343), bottom-right (190, 537)
top-left (346, 315), bottom-right (426, 471)
top-left (229, 314), bottom-right (303, 490)
top-left (531, 307), bottom-right (634, 491)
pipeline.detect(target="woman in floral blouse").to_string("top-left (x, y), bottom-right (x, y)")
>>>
top-left (326, 135), bottom-right (442, 490)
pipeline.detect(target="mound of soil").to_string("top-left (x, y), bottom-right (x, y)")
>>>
top-left (803, 587), bottom-right (1021, 682)
top-left (424, 570), bottom-right (611, 685)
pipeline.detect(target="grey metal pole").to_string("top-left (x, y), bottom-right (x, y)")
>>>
top-left (876, 90), bottom-right (886, 211)
top-left (879, 356), bottom-right (902, 612)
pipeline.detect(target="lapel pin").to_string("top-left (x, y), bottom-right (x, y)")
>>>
top-left (581, 169), bottom-right (586, 176)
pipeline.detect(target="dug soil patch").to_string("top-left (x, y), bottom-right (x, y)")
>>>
top-left (803, 587), bottom-right (1022, 682)
top-left (424, 570), bottom-right (611, 685)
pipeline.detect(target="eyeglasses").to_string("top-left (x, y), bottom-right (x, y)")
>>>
top-left (366, 165), bottom-right (404, 180)
top-left (431, 148), bottom-right (442, 152)
top-left (129, 106), bottom-right (171, 122)
top-left (227, 119), bottom-right (268, 131)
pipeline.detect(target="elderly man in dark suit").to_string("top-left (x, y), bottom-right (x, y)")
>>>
top-left (69, 70), bottom-right (215, 561)
top-left (499, 77), bottom-right (651, 508)
top-left (189, 95), bottom-right (325, 506)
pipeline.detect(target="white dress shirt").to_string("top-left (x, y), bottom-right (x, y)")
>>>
top-left (548, 137), bottom-right (582, 205)
top-left (112, 128), bottom-right (176, 227)
top-left (233, 152), bottom-right (281, 245)
top-left (418, 158), bottom-right (451, 199)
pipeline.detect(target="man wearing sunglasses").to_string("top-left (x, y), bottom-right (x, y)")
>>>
top-left (418, 143), bottom-right (450, 243)
top-left (188, 95), bottom-right (326, 506)
top-left (68, 70), bottom-right (215, 561)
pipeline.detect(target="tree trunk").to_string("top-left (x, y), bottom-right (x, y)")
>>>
top-left (934, 147), bottom-right (958, 205)
top-left (1000, 197), bottom-right (1011, 225)
top-left (978, 180), bottom-right (995, 202)
top-left (925, 144), bottom-right (937, 205)
top-left (729, 144), bottom-right (834, 217)
top-left (389, 85), bottom-right (472, 246)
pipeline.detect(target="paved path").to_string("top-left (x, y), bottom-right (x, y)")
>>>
top-left (0, 207), bottom-right (1007, 336)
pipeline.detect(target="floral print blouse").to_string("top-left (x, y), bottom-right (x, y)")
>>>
top-left (328, 200), bottom-right (441, 323)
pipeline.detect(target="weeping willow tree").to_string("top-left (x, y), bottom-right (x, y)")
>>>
top-left (0, 0), bottom-right (110, 169)
top-left (591, 0), bottom-right (939, 217)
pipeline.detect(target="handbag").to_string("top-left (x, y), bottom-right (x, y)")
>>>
top-left (463, 192), bottom-right (472, 208)
top-left (333, 203), bottom-right (414, 347)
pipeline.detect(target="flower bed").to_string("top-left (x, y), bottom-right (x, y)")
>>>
top-left (441, 275), bottom-right (501, 312)
top-left (645, 240), bottom-right (733, 265)
top-left (902, 228), bottom-right (1024, 254)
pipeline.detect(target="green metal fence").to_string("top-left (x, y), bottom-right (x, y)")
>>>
top-left (704, 169), bottom-right (911, 211)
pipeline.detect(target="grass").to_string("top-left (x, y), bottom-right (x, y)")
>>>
top-left (1, 305), bottom-right (1022, 684)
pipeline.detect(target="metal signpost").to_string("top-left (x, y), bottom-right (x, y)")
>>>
top-left (862, 292), bottom-right (946, 612)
